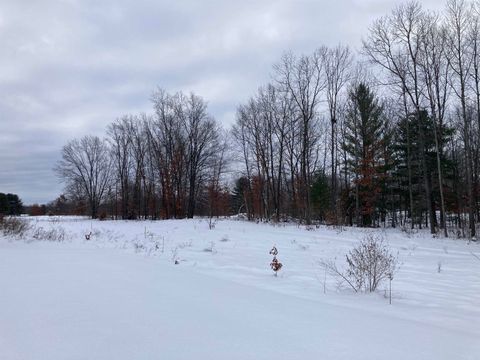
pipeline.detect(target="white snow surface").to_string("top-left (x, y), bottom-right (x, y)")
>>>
top-left (0, 216), bottom-right (479, 360)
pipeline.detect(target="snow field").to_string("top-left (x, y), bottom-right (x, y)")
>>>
top-left (0, 217), bottom-right (479, 359)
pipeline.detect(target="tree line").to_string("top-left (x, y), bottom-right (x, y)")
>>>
top-left (55, 0), bottom-right (480, 238)
top-left (55, 89), bottom-right (229, 221)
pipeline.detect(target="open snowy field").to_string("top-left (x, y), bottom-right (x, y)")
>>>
top-left (0, 216), bottom-right (479, 360)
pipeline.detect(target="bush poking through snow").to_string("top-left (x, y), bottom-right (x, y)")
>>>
top-left (32, 226), bottom-right (66, 242)
top-left (400, 225), bottom-right (417, 238)
top-left (134, 242), bottom-right (146, 253)
top-left (0, 217), bottom-right (30, 237)
top-left (203, 241), bottom-right (216, 253)
top-left (322, 234), bottom-right (397, 293)
top-left (171, 247), bottom-right (180, 264)
top-left (208, 218), bottom-right (216, 230)
top-left (345, 235), bottom-right (397, 292)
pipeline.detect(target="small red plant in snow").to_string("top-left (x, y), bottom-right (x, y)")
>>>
top-left (269, 246), bottom-right (283, 276)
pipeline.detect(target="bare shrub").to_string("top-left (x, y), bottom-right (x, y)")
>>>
top-left (171, 247), bottom-right (179, 264)
top-left (291, 239), bottom-right (308, 251)
top-left (203, 241), bottom-right (216, 253)
top-left (208, 218), bottom-right (216, 229)
top-left (322, 234), bottom-right (397, 293)
top-left (0, 217), bottom-right (30, 237)
top-left (177, 240), bottom-right (192, 249)
top-left (400, 225), bottom-right (417, 238)
top-left (133, 242), bottom-right (146, 253)
top-left (48, 217), bottom-right (60, 224)
top-left (32, 226), bottom-right (66, 242)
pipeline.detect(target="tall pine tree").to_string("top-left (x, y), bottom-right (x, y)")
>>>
top-left (343, 83), bottom-right (387, 227)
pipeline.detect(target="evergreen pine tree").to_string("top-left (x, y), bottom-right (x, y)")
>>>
top-left (343, 83), bottom-right (386, 227)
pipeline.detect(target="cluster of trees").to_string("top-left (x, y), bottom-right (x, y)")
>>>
top-left (55, 0), bottom-right (480, 238)
top-left (55, 89), bottom-right (229, 220)
top-left (0, 193), bottom-right (23, 216)
top-left (232, 0), bottom-right (480, 237)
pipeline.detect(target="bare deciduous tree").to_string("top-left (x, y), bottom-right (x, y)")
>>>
top-left (274, 50), bottom-right (326, 224)
top-left (55, 136), bottom-right (112, 219)
top-left (363, 1), bottom-right (437, 234)
top-left (107, 116), bottom-right (132, 219)
top-left (324, 45), bottom-right (353, 221)
top-left (446, 0), bottom-right (476, 237)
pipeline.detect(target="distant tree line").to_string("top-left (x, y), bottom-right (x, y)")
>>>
top-left (55, 0), bottom-right (480, 238)
top-left (26, 194), bottom-right (80, 217)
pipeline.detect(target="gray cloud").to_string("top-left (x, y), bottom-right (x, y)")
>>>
top-left (0, 0), bottom-right (444, 204)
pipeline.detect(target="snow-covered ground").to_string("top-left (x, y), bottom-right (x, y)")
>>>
top-left (0, 216), bottom-right (479, 359)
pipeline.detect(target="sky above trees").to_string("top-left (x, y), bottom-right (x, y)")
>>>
top-left (0, 0), bottom-right (444, 204)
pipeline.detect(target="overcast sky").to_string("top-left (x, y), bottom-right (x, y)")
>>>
top-left (0, 0), bottom-right (444, 204)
